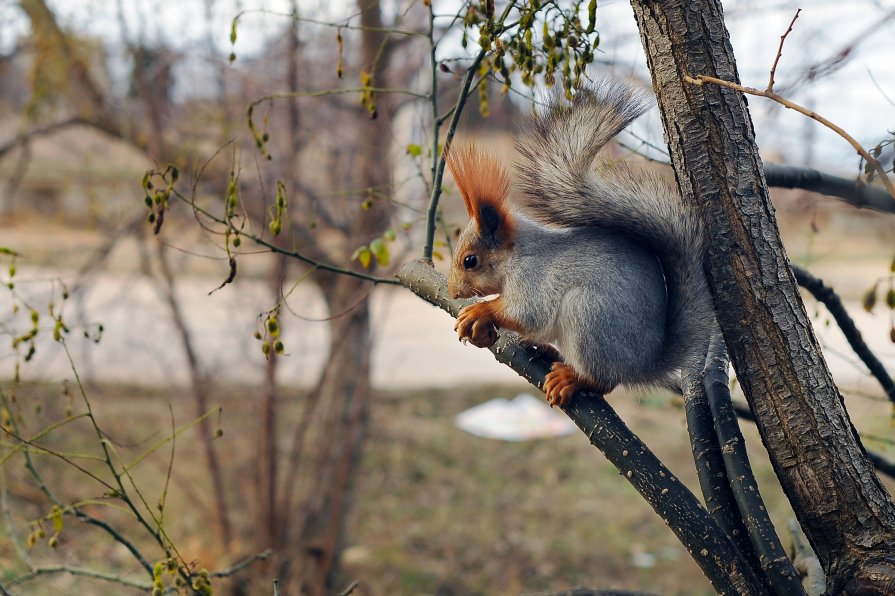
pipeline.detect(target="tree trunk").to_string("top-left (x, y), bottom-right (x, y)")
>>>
top-left (289, 1), bottom-right (392, 592)
top-left (293, 274), bottom-right (374, 596)
top-left (630, 0), bottom-right (895, 591)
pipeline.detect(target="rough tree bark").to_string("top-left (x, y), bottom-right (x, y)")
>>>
top-left (630, 0), bottom-right (895, 591)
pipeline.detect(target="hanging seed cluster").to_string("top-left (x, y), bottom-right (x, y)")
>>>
top-left (463, 0), bottom-right (600, 100)
top-left (256, 309), bottom-right (285, 358)
top-left (3, 249), bottom-right (77, 365)
top-left (247, 100), bottom-right (273, 160)
top-left (142, 165), bottom-right (179, 235)
top-left (269, 180), bottom-right (287, 236)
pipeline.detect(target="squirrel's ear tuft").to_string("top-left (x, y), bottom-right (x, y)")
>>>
top-left (478, 204), bottom-right (502, 240)
top-left (445, 143), bottom-right (511, 226)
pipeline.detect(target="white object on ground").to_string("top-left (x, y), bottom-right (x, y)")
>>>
top-left (454, 393), bottom-right (577, 441)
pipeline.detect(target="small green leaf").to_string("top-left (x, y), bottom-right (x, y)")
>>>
top-left (370, 238), bottom-right (389, 267)
top-left (351, 245), bottom-right (372, 269)
top-left (406, 143), bottom-right (422, 157)
top-left (383, 229), bottom-right (397, 241)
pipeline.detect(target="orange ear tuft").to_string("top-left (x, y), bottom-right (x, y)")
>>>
top-left (445, 144), bottom-right (511, 223)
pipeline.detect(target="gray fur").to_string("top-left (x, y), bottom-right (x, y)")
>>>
top-left (512, 82), bottom-right (715, 387)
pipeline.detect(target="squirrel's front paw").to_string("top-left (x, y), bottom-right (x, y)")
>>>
top-left (455, 303), bottom-right (499, 348)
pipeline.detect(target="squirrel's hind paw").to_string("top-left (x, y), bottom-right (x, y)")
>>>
top-left (543, 363), bottom-right (611, 407)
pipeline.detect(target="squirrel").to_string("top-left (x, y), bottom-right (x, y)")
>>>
top-left (445, 81), bottom-right (715, 407)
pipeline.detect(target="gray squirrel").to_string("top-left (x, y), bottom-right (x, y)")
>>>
top-left (446, 82), bottom-right (715, 406)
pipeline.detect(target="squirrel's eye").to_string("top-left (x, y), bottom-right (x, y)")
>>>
top-left (463, 254), bottom-right (478, 270)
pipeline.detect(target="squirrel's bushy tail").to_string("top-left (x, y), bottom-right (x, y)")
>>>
top-left (515, 82), bottom-right (715, 379)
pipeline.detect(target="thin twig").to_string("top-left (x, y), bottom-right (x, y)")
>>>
top-left (423, 47), bottom-right (488, 261)
top-left (423, 0), bottom-right (520, 261)
top-left (60, 342), bottom-right (193, 584)
top-left (210, 549), bottom-right (273, 577)
top-left (231, 8), bottom-right (424, 38)
top-left (684, 73), bottom-right (895, 201)
top-left (767, 9), bottom-right (801, 92)
top-left (248, 87), bottom-right (429, 109)
top-left (6, 565), bottom-right (151, 590)
top-left (153, 240), bottom-right (233, 546)
top-left (169, 187), bottom-right (399, 285)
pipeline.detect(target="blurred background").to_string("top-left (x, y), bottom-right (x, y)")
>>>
top-left (0, 0), bottom-right (893, 594)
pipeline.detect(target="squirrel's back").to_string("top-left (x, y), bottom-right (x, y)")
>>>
top-left (514, 82), bottom-right (715, 383)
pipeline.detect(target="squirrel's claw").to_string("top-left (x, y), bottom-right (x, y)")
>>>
top-left (544, 362), bottom-right (582, 407)
top-left (455, 303), bottom-right (499, 348)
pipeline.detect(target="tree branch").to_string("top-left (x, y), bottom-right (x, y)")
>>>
top-left (7, 565), bottom-right (151, 590)
top-left (791, 263), bottom-right (895, 404)
top-left (681, 349), bottom-right (765, 583)
top-left (703, 335), bottom-right (804, 594)
top-left (764, 163), bottom-right (895, 214)
top-left (210, 549), bottom-right (273, 578)
top-left (730, 402), bottom-right (895, 482)
top-left (0, 117), bottom-right (86, 160)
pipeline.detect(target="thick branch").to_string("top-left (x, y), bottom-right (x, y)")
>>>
top-left (703, 336), bottom-right (804, 594)
top-left (764, 163), bottom-right (895, 214)
top-left (398, 259), bottom-right (764, 595)
top-left (681, 354), bottom-right (765, 583)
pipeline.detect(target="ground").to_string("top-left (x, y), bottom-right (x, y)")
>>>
top-left (3, 379), bottom-right (893, 595)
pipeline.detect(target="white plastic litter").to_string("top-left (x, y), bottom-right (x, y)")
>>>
top-left (454, 393), bottom-right (577, 441)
